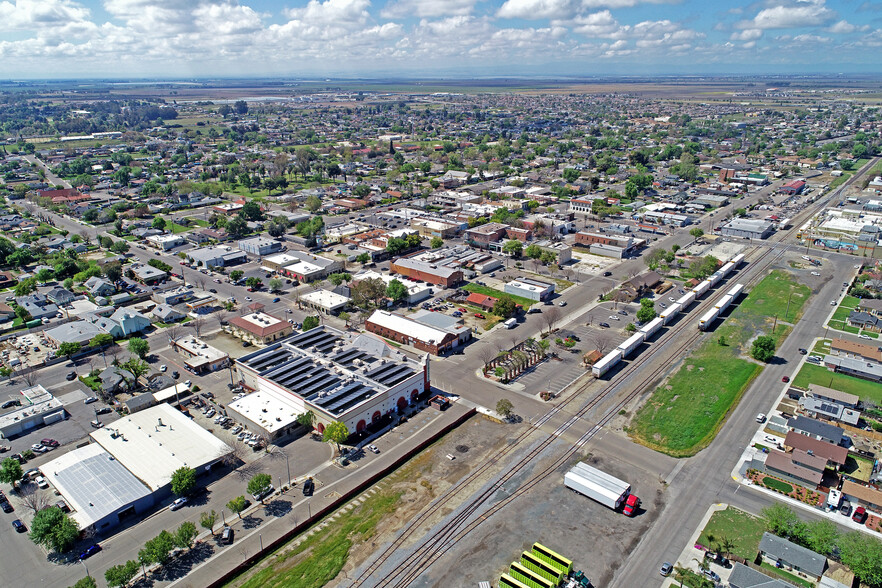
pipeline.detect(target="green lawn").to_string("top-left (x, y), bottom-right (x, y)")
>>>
top-left (812, 339), bottom-right (831, 354)
top-left (629, 271), bottom-right (810, 457)
top-left (762, 477), bottom-right (793, 493)
top-left (698, 507), bottom-right (766, 560)
top-left (792, 362), bottom-right (882, 404)
top-left (183, 218), bottom-right (210, 227)
top-left (168, 222), bottom-right (192, 234)
top-left (829, 296), bottom-right (859, 324)
top-left (463, 283), bottom-right (534, 308)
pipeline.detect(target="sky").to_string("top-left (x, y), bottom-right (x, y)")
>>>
top-left (0, 0), bottom-right (880, 79)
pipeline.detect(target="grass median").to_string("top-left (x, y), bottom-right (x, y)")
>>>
top-left (628, 270), bottom-right (810, 457)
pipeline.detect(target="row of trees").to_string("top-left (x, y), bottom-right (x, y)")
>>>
top-left (103, 521), bottom-right (198, 587)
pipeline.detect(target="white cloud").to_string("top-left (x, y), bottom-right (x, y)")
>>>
top-left (283, 0), bottom-right (371, 28)
top-left (567, 10), bottom-right (628, 38)
top-left (381, 0), bottom-right (477, 18)
top-left (731, 28), bottom-right (762, 41)
top-left (827, 20), bottom-right (869, 34)
top-left (497, 0), bottom-right (579, 20)
top-left (193, 3), bottom-right (263, 35)
top-left (0, 0), bottom-right (91, 32)
top-left (738, 0), bottom-right (837, 30)
top-left (631, 19), bottom-right (703, 48)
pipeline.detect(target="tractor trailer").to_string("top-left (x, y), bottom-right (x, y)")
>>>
top-left (564, 462), bottom-right (640, 516)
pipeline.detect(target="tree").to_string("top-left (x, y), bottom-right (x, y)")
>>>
top-left (72, 577), bottom-right (98, 588)
top-left (227, 495), bottom-right (248, 518)
top-left (430, 236), bottom-right (443, 249)
top-left (761, 504), bottom-right (802, 538)
top-left (493, 295), bottom-right (517, 318)
top-left (119, 357), bottom-right (149, 389)
top-left (496, 398), bottom-right (514, 418)
top-left (302, 315), bottom-right (320, 331)
top-left (105, 560), bottom-right (139, 588)
top-left (14, 277), bottom-right (37, 297)
top-left (804, 519), bottom-right (838, 556)
top-left (305, 195), bottom-right (322, 212)
top-left (35, 268), bottom-right (55, 283)
top-left (240, 201), bottom-right (264, 221)
top-left (0, 457), bottom-right (23, 484)
top-left (562, 167), bottom-right (580, 182)
top-left (200, 510), bottom-right (218, 536)
top-left (29, 506), bottom-right (79, 553)
top-left (636, 298), bottom-right (656, 323)
top-left (230, 270), bottom-right (244, 282)
top-left (226, 215), bottom-right (249, 237)
top-left (296, 411), bottom-right (316, 429)
top-left (503, 240), bottom-right (523, 257)
top-left (151, 216), bottom-right (167, 231)
top-left (351, 277), bottom-right (386, 309)
top-left (90, 333), bottom-right (114, 349)
top-left (356, 252), bottom-right (370, 264)
top-left (104, 262), bottom-right (123, 283)
top-left (541, 307), bottom-right (560, 336)
top-left (245, 277), bottom-right (263, 289)
top-left (110, 240), bottom-right (130, 254)
top-left (322, 421), bottom-right (349, 453)
top-left (386, 279), bottom-right (408, 303)
top-left (839, 531), bottom-right (882, 586)
top-left (689, 227), bottom-right (704, 240)
top-left (128, 338), bottom-right (150, 359)
top-left (173, 521), bottom-right (198, 550)
top-left (339, 311), bottom-right (351, 328)
top-left (247, 473), bottom-right (273, 502)
top-left (328, 272), bottom-right (351, 286)
top-left (170, 466), bottom-right (196, 497)
top-left (140, 529), bottom-right (176, 566)
top-left (524, 244), bottom-right (542, 259)
top-left (58, 341), bottom-right (81, 361)
top-left (269, 278), bottom-right (283, 293)
top-left (751, 335), bottom-right (776, 362)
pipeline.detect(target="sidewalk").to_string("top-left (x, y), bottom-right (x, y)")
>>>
top-left (663, 503), bottom-right (731, 588)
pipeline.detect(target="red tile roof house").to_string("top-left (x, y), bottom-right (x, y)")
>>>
top-left (466, 292), bottom-right (498, 311)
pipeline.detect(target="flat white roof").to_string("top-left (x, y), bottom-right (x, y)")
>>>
top-left (264, 253), bottom-right (300, 266)
top-left (368, 310), bottom-right (451, 344)
top-left (42, 443), bottom-right (151, 529)
top-left (237, 311), bottom-right (284, 330)
top-left (174, 335), bottom-right (228, 363)
top-left (0, 385), bottom-right (62, 431)
top-left (301, 290), bottom-right (349, 310)
top-left (356, 270), bottom-right (430, 296)
top-left (147, 234), bottom-right (185, 243)
top-left (284, 260), bottom-right (324, 275)
top-left (154, 383), bottom-right (192, 403)
top-left (507, 279), bottom-right (551, 293)
top-left (229, 389), bottom-right (305, 434)
top-left (91, 404), bottom-right (230, 490)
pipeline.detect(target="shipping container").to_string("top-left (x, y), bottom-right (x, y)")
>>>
top-left (592, 349), bottom-right (623, 377)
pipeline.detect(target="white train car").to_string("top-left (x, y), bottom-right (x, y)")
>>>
top-left (726, 283), bottom-right (744, 300)
top-left (730, 253), bottom-right (745, 267)
top-left (698, 307), bottom-right (720, 331)
top-left (718, 261), bottom-right (736, 279)
top-left (617, 333), bottom-right (645, 358)
top-left (676, 291), bottom-right (697, 308)
top-left (708, 271), bottom-right (724, 287)
top-left (659, 302), bottom-right (683, 325)
top-left (716, 294), bottom-right (735, 314)
top-left (592, 350), bottom-right (623, 378)
top-left (639, 317), bottom-right (664, 340)
top-left (692, 280), bottom-right (711, 299)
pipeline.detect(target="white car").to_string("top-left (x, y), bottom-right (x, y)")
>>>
top-left (184, 380), bottom-right (192, 388)
top-left (160, 365), bottom-right (167, 372)
top-left (170, 497), bottom-right (188, 511)
top-left (860, 334), bottom-right (872, 340)
top-left (34, 476), bottom-right (49, 489)
top-left (756, 413), bottom-right (766, 423)
top-left (608, 315), bottom-right (620, 321)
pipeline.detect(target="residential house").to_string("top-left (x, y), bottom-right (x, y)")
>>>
top-left (787, 415), bottom-right (846, 446)
top-left (782, 431), bottom-right (848, 470)
top-left (465, 292), bottom-right (498, 311)
top-left (46, 287), bottom-right (76, 306)
top-left (0, 272), bottom-right (17, 289)
top-left (846, 310), bottom-right (882, 332)
top-left (84, 277), bottom-right (116, 298)
top-left (758, 532), bottom-right (826, 583)
top-left (15, 294), bottom-right (59, 320)
top-left (829, 338), bottom-right (882, 364)
top-left (727, 563), bottom-right (792, 588)
top-left (130, 264), bottom-right (167, 285)
top-left (763, 449), bottom-right (825, 488)
top-left (841, 479), bottom-right (882, 513)
top-left (152, 304), bottom-right (185, 323)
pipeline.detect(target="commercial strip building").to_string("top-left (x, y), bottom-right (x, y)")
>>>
top-left (238, 236), bottom-right (283, 257)
top-left (365, 310), bottom-right (471, 355)
top-left (718, 218), bottom-right (775, 240)
top-left (390, 256), bottom-right (463, 287)
top-left (352, 270), bottom-right (431, 304)
top-left (300, 290), bottom-right (350, 315)
top-left (42, 404), bottom-right (230, 533)
top-left (170, 335), bottom-right (230, 374)
top-left (504, 277), bottom-right (555, 302)
top-left (186, 245), bottom-right (247, 268)
top-left (227, 312), bottom-right (294, 345)
top-left (231, 326), bottom-right (430, 441)
top-left (146, 234), bottom-right (186, 251)
top-left (574, 231), bottom-right (642, 258)
top-left (0, 385), bottom-right (65, 439)
top-left (262, 251), bottom-right (344, 282)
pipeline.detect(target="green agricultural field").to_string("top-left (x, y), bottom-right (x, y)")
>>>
top-left (629, 270), bottom-right (810, 456)
top-left (792, 362), bottom-right (882, 405)
top-left (698, 507), bottom-right (767, 560)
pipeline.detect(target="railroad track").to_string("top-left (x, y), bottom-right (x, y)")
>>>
top-left (350, 169), bottom-right (868, 586)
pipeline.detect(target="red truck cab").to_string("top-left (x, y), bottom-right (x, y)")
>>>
top-left (622, 494), bottom-right (640, 516)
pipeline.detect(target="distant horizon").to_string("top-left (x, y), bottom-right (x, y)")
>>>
top-left (0, 0), bottom-right (880, 79)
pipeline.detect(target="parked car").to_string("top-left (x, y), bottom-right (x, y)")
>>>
top-left (31, 444), bottom-right (48, 453)
top-left (84, 397), bottom-right (98, 404)
top-left (558, 301), bottom-right (567, 307)
top-left (782, 376), bottom-right (790, 383)
top-left (55, 500), bottom-right (70, 513)
top-left (170, 497), bottom-right (188, 511)
top-left (367, 444), bottom-right (379, 454)
top-left (252, 485), bottom-right (275, 502)
top-left (840, 500), bottom-right (852, 516)
top-left (12, 519), bottom-right (25, 532)
top-left (66, 372), bottom-right (77, 381)
top-left (798, 348), bottom-right (807, 355)
top-left (853, 506), bottom-right (868, 523)
top-left (474, 313), bottom-right (485, 319)
top-left (79, 544), bottom-right (101, 560)
top-left (599, 322), bottom-right (610, 328)
top-left (35, 476), bottom-right (49, 489)
top-left (160, 365), bottom-right (167, 372)
top-left (700, 568), bottom-right (720, 583)
top-left (95, 407), bottom-right (112, 415)
top-left (221, 526), bottom-right (234, 544)
top-left (608, 315), bottom-right (620, 321)
top-left (1, 501), bottom-right (13, 513)
top-left (302, 478), bottom-right (314, 496)
top-left (660, 562), bottom-right (673, 576)
top-left (41, 439), bottom-right (58, 448)
top-left (602, 271), bottom-right (612, 277)
top-left (272, 297), bottom-right (281, 303)
top-left (756, 413), bottom-right (766, 423)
